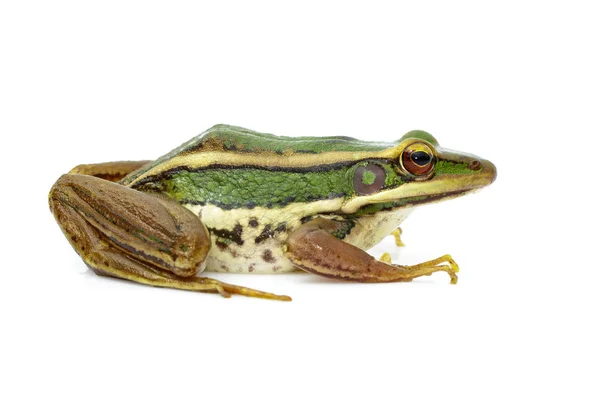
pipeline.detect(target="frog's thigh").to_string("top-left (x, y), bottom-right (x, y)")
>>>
top-left (49, 174), bottom-right (290, 300)
top-left (285, 218), bottom-right (458, 283)
top-left (69, 160), bottom-right (152, 182)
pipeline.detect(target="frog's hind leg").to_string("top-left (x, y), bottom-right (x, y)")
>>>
top-left (49, 174), bottom-right (291, 301)
top-left (68, 160), bottom-right (152, 182)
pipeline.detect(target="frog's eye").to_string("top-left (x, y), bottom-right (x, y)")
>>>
top-left (353, 164), bottom-right (386, 195)
top-left (401, 142), bottom-right (436, 176)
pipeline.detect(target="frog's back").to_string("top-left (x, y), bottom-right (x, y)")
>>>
top-left (193, 124), bottom-right (392, 154)
top-left (121, 124), bottom-right (394, 186)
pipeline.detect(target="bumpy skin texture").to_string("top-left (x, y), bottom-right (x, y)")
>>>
top-left (154, 168), bottom-right (352, 208)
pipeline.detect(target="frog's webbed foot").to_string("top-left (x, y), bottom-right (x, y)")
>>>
top-left (286, 218), bottom-right (458, 284)
top-left (49, 174), bottom-right (291, 301)
top-left (391, 227), bottom-right (405, 247)
top-left (400, 254), bottom-right (459, 284)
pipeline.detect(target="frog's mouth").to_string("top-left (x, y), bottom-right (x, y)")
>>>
top-left (341, 157), bottom-right (496, 214)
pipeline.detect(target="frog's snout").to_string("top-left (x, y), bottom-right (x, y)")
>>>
top-left (477, 158), bottom-right (497, 187)
top-left (437, 148), bottom-right (497, 189)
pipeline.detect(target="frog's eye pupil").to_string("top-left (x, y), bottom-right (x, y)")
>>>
top-left (411, 151), bottom-right (431, 166)
top-left (354, 164), bottom-right (386, 195)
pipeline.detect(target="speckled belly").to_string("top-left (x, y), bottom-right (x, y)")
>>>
top-left (184, 202), bottom-right (414, 274)
top-left (204, 234), bottom-right (297, 273)
top-left (184, 199), bottom-right (343, 273)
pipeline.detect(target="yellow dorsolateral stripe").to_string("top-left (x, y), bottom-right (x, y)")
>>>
top-left (126, 148), bottom-right (401, 187)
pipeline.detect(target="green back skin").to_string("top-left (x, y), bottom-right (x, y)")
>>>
top-left (123, 124), bottom-right (474, 214)
top-left (122, 124), bottom-right (395, 184)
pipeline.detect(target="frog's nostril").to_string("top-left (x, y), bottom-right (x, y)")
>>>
top-left (468, 160), bottom-right (481, 171)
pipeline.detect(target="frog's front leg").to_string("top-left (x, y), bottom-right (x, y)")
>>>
top-left (49, 173), bottom-right (291, 301)
top-left (285, 218), bottom-right (458, 284)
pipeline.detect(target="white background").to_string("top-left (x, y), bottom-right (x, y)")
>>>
top-left (1, 1), bottom-right (599, 399)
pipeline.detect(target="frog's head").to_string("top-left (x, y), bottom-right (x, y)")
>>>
top-left (341, 130), bottom-right (497, 214)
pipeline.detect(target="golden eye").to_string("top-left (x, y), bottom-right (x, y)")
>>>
top-left (401, 142), bottom-right (435, 176)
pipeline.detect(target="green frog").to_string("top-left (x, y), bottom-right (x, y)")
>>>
top-left (49, 124), bottom-right (496, 301)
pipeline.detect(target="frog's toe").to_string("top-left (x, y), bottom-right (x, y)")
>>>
top-left (379, 252), bottom-right (392, 263)
top-left (442, 254), bottom-right (460, 273)
top-left (391, 227), bottom-right (405, 247)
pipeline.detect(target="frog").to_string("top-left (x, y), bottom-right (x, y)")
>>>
top-left (49, 124), bottom-right (496, 301)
